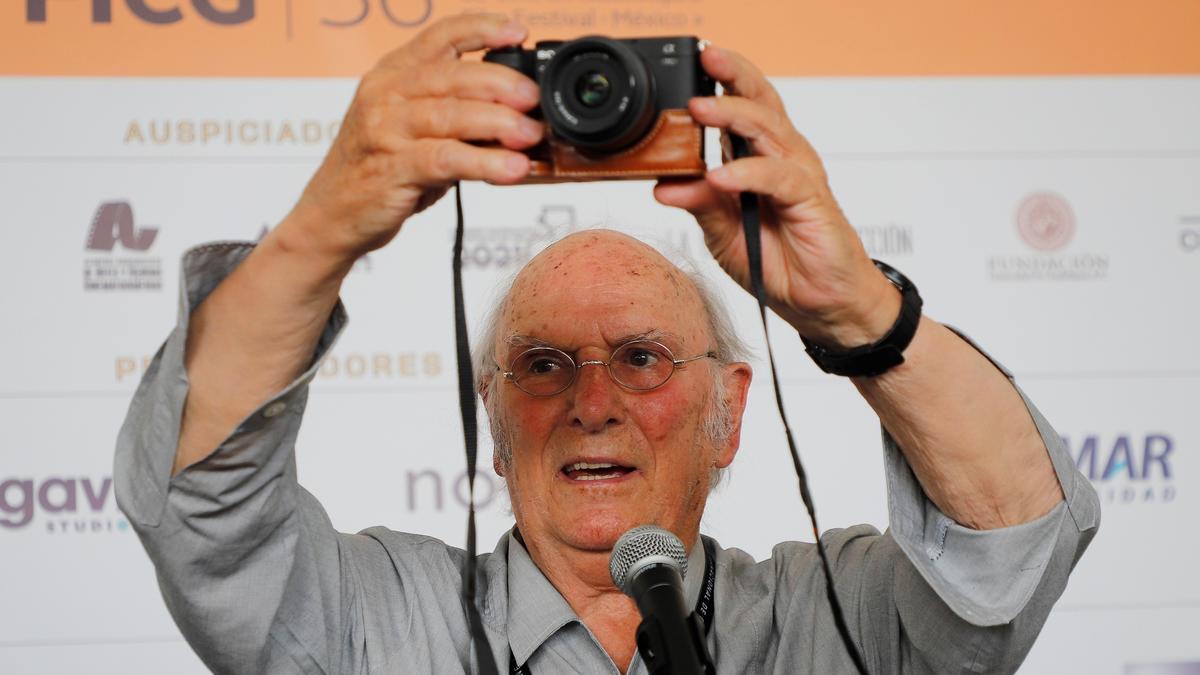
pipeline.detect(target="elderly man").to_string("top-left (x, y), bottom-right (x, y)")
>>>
top-left (115, 13), bottom-right (1098, 675)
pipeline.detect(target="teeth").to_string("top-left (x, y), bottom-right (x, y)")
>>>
top-left (566, 462), bottom-right (617, 472)
top-left (573, 472), bottom-right (623, 481)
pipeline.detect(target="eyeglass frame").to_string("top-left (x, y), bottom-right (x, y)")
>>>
top-left (497, 339), bottom-right (719, 397)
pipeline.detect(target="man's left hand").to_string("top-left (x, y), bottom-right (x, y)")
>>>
top-left (654, 46), bottom-right (899, 349)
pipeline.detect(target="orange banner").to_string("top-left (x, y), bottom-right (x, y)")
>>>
top-left (3, 0), bottom-right (1198, 77)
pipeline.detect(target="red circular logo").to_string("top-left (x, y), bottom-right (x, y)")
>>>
top-left (1016, 192), bottom-right (1075, 252)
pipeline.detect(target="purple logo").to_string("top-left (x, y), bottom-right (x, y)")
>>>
top-left (0, 476), bottom-right (127, 533)
top-left (1064, 433), bottom-right (1176, 505)
top-left (83, 201), bottom-right (163, 291)
top-left (85, 201), bottom-right (157, 252)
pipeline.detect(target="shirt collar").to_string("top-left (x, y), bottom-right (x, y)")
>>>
top-left (505, 528), bottom-right (709, 667)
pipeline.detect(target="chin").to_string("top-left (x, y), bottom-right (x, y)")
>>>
top-left (559, 509), bottom-right (646, 551)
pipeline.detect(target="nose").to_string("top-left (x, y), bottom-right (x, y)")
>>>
top-left (569, 360), bottom-right (625, 432)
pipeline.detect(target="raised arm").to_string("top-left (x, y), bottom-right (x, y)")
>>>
top-left (174, 13), bottom-right (545, 475)
top-left (116, 14), bottom-right (545, 672)
top-left (653, 45), bottom-right (1061, 529)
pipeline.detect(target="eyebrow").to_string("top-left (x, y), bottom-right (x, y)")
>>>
top-left (503, 329), bottom-right (683, 351)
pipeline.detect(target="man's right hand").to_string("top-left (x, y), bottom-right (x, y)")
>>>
top-left (279, 13), bottom-right (543, 265)
top-left (172, 14), bottom-right (541, 475)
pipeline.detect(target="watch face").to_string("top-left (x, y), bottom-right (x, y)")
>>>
top-left (872, 259), bottom-right (908, 291)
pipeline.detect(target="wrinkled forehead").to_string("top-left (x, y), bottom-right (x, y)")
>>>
top-left (499, 231), bottom-right (709, 351)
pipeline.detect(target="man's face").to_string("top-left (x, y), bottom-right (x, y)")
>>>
top-left (485, 231), bottom-right (750, 554)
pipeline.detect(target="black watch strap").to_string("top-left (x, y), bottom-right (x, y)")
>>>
top-left (801, 260), bottom-right (923, 377)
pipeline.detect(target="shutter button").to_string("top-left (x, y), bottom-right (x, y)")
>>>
top-left (263, 401), bottom-right (287, 418)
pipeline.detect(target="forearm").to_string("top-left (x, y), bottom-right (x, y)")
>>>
top-left (174, 211), bottom-right (355, 475)
top-left (852, 318), bottom-right (1064, 529)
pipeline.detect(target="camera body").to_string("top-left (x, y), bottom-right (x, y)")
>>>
top-left (484, 36), bottom-right (714, 182)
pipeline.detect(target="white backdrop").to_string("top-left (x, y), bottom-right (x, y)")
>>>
top-left (1, 71), bottom-right (1198, 673)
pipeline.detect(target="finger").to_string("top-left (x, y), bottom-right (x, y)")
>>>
top-left (399, 98), bottom-right (544, 149)
top-left (653, 178), bottom-right (727, 215)
top-left (655, 179), bottom-right (746, 271)
top-left (386, 13), bottom-right (525, 65)
top-left (688, 96), bottom-right (800, 159)
top-left (705, 156), bottom-right (821, 206)
top-left (700, 45), bottom-right (785, 112)
top-left (406, 139), bottom-right (531, 186)
top-left (394, 61), bottom-right (541, 111)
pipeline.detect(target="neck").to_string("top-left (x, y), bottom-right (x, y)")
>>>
top-left (519, 533), bottom-right (642, 671)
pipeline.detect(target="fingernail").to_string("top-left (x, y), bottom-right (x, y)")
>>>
top-left (708, 164), bottom-right (731, 183)
top-left (518, 79), bottom-right (540, 103)
top-left (499, 21), bottom-right (525, 41)
top-left (691, 97), bottom-right (715, 114)
top-left (518, 116), bottom-right (543, 141)
top-left (503, 154), bottom-right (529, 176)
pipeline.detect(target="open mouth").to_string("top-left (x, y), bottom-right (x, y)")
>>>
top-left (561, 461), bottom-right (636, 482)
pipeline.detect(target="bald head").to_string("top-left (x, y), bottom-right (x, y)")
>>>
top-left (498, 230), bottom-right (709, 354)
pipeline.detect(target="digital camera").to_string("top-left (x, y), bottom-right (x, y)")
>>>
top-left (483, 36), bottom-right (714, 182)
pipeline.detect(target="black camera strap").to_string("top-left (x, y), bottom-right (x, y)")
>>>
top-left (728, 133), bottom-right (869, 675)
top-left (451, 183), bottom-right (500, 675)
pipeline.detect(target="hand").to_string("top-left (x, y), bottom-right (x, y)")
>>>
top-left (281, 14), bottom-right (545, 263)
top-left (654, 46), bottom-right (899, 349)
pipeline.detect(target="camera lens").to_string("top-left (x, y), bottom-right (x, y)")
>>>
top-left (575, 71), bottom-right (611, 108)
top-left (540, 37), bottom-right (656, 153)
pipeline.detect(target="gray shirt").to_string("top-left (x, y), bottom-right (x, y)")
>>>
top-left (115, 243), bottom-right (1100, 674)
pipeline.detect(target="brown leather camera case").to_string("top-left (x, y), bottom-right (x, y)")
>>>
top-left (521, 108), bottom-right (706, 183)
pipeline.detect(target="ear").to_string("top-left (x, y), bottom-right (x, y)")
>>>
top-left (714, 361), bottom-right (752, 469)
top-left (479, 374), bottom-right (507, 477)
top-left (479, 371), bottom-right (493, 407)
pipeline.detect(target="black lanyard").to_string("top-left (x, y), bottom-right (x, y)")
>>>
top-left (509, 536), bottom-right (718, 675)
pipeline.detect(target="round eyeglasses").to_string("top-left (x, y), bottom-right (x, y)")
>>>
top-left (500, 340), bottom-right (718, 397)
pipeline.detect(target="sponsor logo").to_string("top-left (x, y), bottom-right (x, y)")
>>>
top-left (856, 223), bottom-right (914, 258)
top-left (1064, 432), bottom-right (1176, 505)
top-left (462, 204), bottom-right (580, 271)
top-left (124, 119), bottom-right (340, 148)
top-left (1180, 215), bottom-right (1200, 252)
top-left (1016, 192), bottom-right (1075, 251)
top-left (988, 192), bottom-right (1108, 281)
top-left (0, 475), bottom-right (128, 534)
top-left (403, 467), bottom-right (504, 513)
top-left (83, 201), bottom-right (163, 291)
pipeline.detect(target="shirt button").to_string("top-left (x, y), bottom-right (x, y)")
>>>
top-left (262, 401), bottom-right (287, 418)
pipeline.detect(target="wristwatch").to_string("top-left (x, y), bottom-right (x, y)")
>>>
top-left (801, 260), bottom-right (923, 377)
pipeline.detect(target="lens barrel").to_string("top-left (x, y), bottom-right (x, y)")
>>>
top-left (540, 37), bottom-right (657, 153)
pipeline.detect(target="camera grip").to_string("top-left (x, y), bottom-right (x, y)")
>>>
top-left (523, 108), bottom-right (706, 183)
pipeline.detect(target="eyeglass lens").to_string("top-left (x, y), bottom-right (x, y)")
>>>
top-left (509, 341), bottom-right (676, 395)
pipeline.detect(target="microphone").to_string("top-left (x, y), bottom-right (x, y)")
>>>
top-left (610, 526), bottom-right (714, 674)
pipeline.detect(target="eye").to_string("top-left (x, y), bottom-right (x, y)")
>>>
top-left (527, 356), bottom-right (564, 375)
top-left (514, 348), bottom-right (572, 378)
top-left (618, 343), bottom-right (666, 369)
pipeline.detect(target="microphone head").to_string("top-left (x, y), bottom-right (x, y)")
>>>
top-left (609, 525), bottom-right (689, 595)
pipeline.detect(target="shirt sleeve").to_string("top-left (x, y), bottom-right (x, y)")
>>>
top-left (113, 241), bottom-right (353, 674)
top-left (818, 328), bottom-right (1101, 673)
